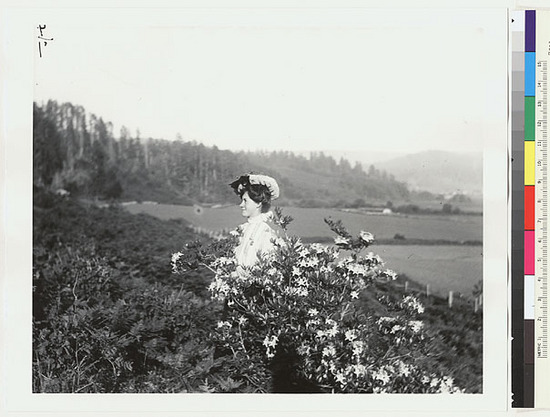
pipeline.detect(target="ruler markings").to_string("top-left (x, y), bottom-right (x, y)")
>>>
top-left (534, 10), bottom-right (550, 408)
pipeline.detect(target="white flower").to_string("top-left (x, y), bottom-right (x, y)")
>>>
top-left (267, 267), bottom-right (277, 276)
top-left (408, 320), bottom-right (424, 333)
top-left (364, 252), bottom-right (384, 265)
top-left (334, 236), bottom-right (350, 246)
top-left (296, 277), bottom-right (308, 287)
top-left (297, 259), bottom-right (308, 268)
top-left (402, 295), bottom-right (425, 314)
top-left (274, 237), bottom-right (286, 247)
top-left (292, 266), bottom-right (302, 276)
top-left (364, 252), bottom-right (376, 261)
top-left (383, 269), bottom-right (398, 280)
top-left (217, 321), bottom-right (231, 329)
top-left (373, 368), bottom-right (390, 384)
top-left (322, 346), bottom-right (336, 357)
top-left (220, 257), bottom-right (233, 265)
top-left (337, 257), bottom-right (353, 268)
top-left (305, 257), bottom-right (319, 268)
top-left (395, 360), bottom-right (411, 377)
top-left (297, 288), bottom-right (309, 297)
top-left (352, 364), bottom-right (367, 377)
top-left (263, 335), bottom-right (279, 348)
top-left (390, 324), bottom-right (404, 334)
top-left (326, 326), bottom-right (338, 338)
top-left (351, 340), bottom-right (365, 356)
top-left (208, 277), bottom-right (231, 300)
top-left (359, 231), bottom-right (374, 244)
top-left (306, 319), bottom-right (320, 327)
top-left (171, 252), bottom-right (183, 263)
top-left (377, 316), bottom-right (397, 325)
top-left (344, 329), bottom-right (357, 342)
top-left (437, 376), bottom-right (462, 393)
top-left (308, 308), bottom-right (319, 317)
top-left (320, 265), bottom-right (334, 274)
top-left (350, 291), bottom-right (359, 300)
top-left (310, 243), bottom-right (325, 253)
top-left (335, 372), bottom-right (346, 385)
top-left (238, 317), bottom-right (248, 326)
top-left (347, 263), bottom-right (369, 276)
top-left (171, 252), bottom-right (183, 272)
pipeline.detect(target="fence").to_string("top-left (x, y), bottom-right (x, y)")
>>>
top-left (395, 280), bottom-right (483, 313)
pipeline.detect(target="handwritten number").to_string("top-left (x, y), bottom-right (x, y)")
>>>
top-left (37, 24), bottom-right (53, 58)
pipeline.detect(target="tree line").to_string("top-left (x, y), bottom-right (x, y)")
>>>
top-left (33, 100), bottom-right (410, 206)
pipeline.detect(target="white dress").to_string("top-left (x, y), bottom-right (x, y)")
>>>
top-left (234, 212), bottom-right (278, 267)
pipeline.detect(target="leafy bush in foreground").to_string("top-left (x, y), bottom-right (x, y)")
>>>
top-left (33, 241), bottom-right (219, 393)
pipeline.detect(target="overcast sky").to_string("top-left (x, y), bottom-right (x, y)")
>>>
top-left (33, 8), bottom-right (505, 154)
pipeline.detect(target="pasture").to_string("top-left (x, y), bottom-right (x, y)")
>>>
top-left (124, 203), bottom-right (483, 296)
top-left (124, 203), bottom-right (483, 242)
top-left (374, 245), bottom-right (482, 296)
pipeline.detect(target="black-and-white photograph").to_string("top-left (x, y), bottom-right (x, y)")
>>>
top-left (2, 2), bottom-right (509, 415)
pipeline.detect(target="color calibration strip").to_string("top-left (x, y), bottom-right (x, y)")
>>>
top-left (511, 9), bottom-right (527, 408)
top-left (524, 9), bottom-right (536, 408)
top-left (512, 9), bottom-right (550, 409)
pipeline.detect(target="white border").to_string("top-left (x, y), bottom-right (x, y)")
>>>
top-left (1, 2), bottom-right (510, 416)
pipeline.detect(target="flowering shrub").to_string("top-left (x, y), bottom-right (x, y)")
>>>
top-left (33, 193), bottom-right (478, 393)
top-left (173, 213), bottom-right (464, 393)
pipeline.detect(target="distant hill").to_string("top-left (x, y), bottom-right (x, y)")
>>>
top-left (33, 100), bottom-right (412, 207)
top-left (371, 151), bottom-right (483, 195)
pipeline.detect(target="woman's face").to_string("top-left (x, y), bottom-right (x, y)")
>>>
top-left (239, 192), bottom-right (262, 219)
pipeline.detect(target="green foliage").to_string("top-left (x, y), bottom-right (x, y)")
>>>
top-left (174, 212), bottom-right (478, 393)
top-left (33, 190), bottom-right (481, 393)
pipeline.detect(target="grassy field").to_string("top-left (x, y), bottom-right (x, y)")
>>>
top-left (124, 204), bottom-right (483, 242)
top-left (374, 244), bottom-right (482, 296)
top-left (123, 203), bottom-right (483, 297)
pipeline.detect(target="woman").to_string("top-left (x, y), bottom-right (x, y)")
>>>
top-left (229, 174), bottom-right (280, 268)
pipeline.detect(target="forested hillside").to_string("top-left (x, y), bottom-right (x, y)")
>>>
top-left (33, 100), bottom-right (410, 206)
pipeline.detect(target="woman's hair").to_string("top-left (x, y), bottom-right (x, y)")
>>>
top-left (229, 175), bottom-right (272, 213)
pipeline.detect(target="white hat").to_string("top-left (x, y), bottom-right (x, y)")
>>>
top-left (249, 174), bottom-right (280, 200)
